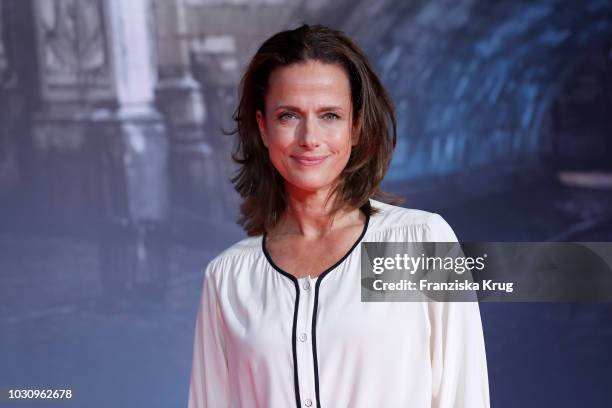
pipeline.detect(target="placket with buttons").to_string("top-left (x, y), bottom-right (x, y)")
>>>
top-left (295, 276), bottom-right (316, 408)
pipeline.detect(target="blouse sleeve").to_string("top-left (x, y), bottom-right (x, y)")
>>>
top-left (426, 213), bottom-right (490, 408)
top-left (188, 260), bottom-right (230, 408)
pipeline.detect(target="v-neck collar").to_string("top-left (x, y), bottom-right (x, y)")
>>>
top-left (261, 200), bottom-right (371, 283)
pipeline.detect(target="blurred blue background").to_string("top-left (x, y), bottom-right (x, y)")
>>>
top-left (0, 0), bottom-right (611, 407)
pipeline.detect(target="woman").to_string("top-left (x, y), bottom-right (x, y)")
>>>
top-left (188, 24), bottom-right (489, 408)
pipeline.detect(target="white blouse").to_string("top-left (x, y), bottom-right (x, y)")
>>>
top-left (188, 198), bottom-right (490, 408)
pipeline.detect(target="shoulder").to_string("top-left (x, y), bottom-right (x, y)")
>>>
top-left (368, 198), bottom-right (458, 241)
top-left (203, 235), bottom-right (262, 280)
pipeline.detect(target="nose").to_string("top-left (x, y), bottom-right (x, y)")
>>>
top-left (298, 114), bottom-right (320, 148)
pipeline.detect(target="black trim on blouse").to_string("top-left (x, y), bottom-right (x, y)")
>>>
top-left (262, 200), bottom-right (372, 408)
top-left (261, 241), bottom-right (301, 408)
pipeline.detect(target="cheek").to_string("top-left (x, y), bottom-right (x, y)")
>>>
top-left (266, 134), bottom-right (295, 172)
top-left (330, 129), bottom-right (354, 154)
top-left (266, 127), bottom-right (294, 150)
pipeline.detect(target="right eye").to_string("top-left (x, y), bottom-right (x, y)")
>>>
top-left (279, 112), bottom-right (298, 121)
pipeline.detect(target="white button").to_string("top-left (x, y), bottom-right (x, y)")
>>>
top-left (304, 398), bottom-right (313, 407)
top-left (299, 333), bottom-right (307, 342)
top-left (303, 281), bottom-right (311, 290)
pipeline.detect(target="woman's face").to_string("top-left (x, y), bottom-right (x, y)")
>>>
top-left (256, 60), bottom-right (357, 198)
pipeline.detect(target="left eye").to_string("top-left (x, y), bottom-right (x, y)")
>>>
top-left (322, 113), bottom-right (340, 120)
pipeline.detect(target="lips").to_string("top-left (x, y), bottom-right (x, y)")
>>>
top-left (291, 155), bottom-right (329, 166)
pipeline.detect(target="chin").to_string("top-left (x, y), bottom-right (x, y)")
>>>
top-left (284, 175), bottom-right (335, 194)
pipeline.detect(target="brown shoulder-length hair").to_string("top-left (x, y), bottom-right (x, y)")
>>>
top-left (228, 24), bottom-right (402, 236)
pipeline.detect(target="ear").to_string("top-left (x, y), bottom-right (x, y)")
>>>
top-left (256, 110), bottom-right (268, 148)
top-left (351, 111), bottom-right (362, 147)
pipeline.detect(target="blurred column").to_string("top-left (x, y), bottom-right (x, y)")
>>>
top-left (153, 0), bottom-right (224, 220)
top-left (0, 0), bottom-right (38, 220)
top-left (105, 0), bottom-right (168, 222)
top-left (154, 0), bottom-right (205, 132)
top-left (0, 0), bottom-right (20, 208)
top-left (31, 0), bottom-right (169, 301)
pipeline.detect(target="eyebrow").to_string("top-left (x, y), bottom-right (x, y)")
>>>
top-left (273, 105), bottom-right (345, 113)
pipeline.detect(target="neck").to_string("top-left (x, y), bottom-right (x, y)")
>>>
top-left (272, 184), bottom-right (362, 240)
